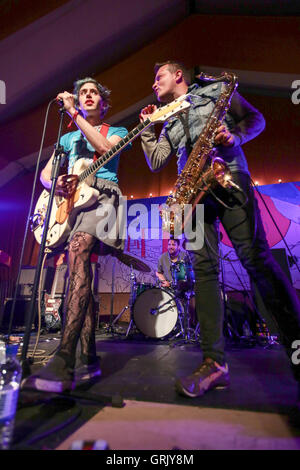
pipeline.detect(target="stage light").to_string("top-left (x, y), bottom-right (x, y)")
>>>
top-left (149, 193), bottom-right (152, 197)
top-left (278, 179), bottom-right (282, 183)
top-left (130, 195), bottom-right (134, 199)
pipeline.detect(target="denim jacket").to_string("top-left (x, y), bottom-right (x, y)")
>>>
top-left (141, 83), bottom-right (265, 176)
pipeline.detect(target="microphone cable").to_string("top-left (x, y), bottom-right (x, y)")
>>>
top-left (7, 98), bottom-right (59, 337)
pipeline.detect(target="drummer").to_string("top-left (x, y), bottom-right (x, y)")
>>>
top-left (156, 237), bottom-right (186, 288)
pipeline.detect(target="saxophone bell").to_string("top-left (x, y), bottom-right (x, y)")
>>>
top-left (211, 157), bottom-right (233, 188)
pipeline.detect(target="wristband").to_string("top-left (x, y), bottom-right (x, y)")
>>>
top-left (67, 110), bottom-right (79, 128)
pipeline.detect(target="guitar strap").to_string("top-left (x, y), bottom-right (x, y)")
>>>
top-left (91, 123), bottom-right (110, 263)
top-left (93, 123), bottom-right (110, 162)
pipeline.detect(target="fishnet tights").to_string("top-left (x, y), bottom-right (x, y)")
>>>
top-left (59, 232), bottom-right (97, 365)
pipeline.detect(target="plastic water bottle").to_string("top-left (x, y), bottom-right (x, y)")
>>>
top-left (0, 341), bottom-right (21, 450)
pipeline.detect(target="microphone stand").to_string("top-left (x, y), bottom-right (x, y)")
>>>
top-left (20, 105), bottom-right (67, 379)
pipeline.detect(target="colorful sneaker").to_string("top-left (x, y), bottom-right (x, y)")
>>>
top-left (21, 354), bottom-right (74, 393)
top-left (74, 355), bottom-right (101, 382)
top-left (175, 357), bottom-right (229, 398)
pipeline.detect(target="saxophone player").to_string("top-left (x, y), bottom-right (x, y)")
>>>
top-left (139, 61), bottom-right (300, 405)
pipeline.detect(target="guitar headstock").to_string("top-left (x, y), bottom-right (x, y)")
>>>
top-left (150, 95), bottom-right (190, 123)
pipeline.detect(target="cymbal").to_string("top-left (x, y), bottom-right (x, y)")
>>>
top-left (114, 251), bottom-right (151, 273)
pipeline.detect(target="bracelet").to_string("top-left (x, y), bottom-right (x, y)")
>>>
top-left (67, 110), bottom-right (79, 128)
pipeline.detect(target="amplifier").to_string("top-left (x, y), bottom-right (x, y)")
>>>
top-left (52, 263), bottom-right (99, 296)
top-left (16, 263), bottom-right (99, 298)
top-left (17, 266), bottom-right (55, 297)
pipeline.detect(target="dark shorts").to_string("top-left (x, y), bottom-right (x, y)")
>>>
top-left (67, 177), bottom-right (125, 253)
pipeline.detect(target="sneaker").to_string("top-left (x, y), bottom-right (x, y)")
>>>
top-left (74, 355), bottom-right (101, 382)
top-left (21, 354), bottom-right (74, 393)
top-left (175, 357), bottom-right (229, 398)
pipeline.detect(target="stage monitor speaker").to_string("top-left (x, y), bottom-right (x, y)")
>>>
top-left (18, 266), bottom-right (55, 297)
top-left (0, 298), bottom-right (39, 332)
top-left (250, 248), bottom-right (292, 335)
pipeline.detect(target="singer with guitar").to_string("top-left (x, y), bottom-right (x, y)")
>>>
top-left (23, 77), bottom-right (130, 393)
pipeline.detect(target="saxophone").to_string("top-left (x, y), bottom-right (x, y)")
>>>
top-left (160, 72), bottom-right (238, 234)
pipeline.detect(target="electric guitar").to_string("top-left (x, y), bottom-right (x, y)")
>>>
top-left (43, 253), bottom-right (65, 330)
top-left (32, 95), bottom-right (191, 248)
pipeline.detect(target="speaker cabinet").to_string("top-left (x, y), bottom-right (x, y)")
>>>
top-left (51, 264), bottom-right (68, 295)
top-left (53, 263), bottom-right (99, 297)
top-left (16, 264), bottom-right (99, 298)
top-left (250, 248), bottom-right (292, 335)
top-left (17, 266), bottom-right (55, 297)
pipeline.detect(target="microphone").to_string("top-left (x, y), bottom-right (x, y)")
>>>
top-left (56, 94), bottom-right (77, 106)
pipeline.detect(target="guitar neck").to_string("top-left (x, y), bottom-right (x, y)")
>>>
top-left (78, 118), bottom-right (151, 183)
top-left (49, 266), bottom-right (63, 298)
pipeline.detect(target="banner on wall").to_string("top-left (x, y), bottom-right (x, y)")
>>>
top-left (96, 182), bottom-right (300, 293)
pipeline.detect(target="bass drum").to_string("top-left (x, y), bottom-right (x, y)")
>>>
top-left (133, 287), bottom-right (178, 338)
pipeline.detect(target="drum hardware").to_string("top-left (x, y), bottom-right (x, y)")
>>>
top-left (104, 251), bottom-right (151, 337)
top-left (110, 265), bottom-right (139, 337)
top-left (168, 289), bottom-right (200, 347)
top-left (166, 257), bottom-right (200, 346)
top-left (103, 257), bottom-right (118, 335)
top-left (170, 257), bottom-right (195, 295)
top-left (216, 218), bottom-right (247, 342)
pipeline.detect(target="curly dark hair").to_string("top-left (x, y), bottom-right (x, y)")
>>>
top-left (73, 77), bottom-right (111, 118)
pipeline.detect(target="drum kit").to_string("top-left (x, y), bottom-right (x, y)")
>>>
top-left (111, 254), bottom-right (200, 346)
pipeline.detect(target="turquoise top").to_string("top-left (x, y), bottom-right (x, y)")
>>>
top-left (60, 125), bottom-right (129, 183)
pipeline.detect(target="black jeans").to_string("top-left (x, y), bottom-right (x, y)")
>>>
top-left (189, 172), bottom-right (300, 381)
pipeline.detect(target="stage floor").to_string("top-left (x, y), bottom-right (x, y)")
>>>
top-left (12, 326), bottom-right (300, 451)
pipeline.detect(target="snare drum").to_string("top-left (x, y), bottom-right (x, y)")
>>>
top-left (170, 260), bottom-right (195, 292)
top-left (133, 287), bottom-right (179, 338)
